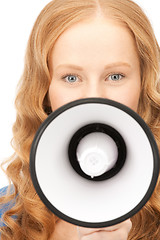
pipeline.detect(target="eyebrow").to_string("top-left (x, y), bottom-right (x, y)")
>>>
top-left (55, 62), bottom-right (131, 71)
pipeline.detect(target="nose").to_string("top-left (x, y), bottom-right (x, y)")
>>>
top-left (83, 83), bottom-right (106, 99)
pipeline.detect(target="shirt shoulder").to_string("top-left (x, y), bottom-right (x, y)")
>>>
top-left (0, 185), bottom-right (16, 227)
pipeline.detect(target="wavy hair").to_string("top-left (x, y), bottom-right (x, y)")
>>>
top-left (0, 0), bottom-right (160, 239)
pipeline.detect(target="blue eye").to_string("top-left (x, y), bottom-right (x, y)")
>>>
top-left (64, 75), bottom-right (78, 83)
top-left (108, 74), bottom-right (124, 81)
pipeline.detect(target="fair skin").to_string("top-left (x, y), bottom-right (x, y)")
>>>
top-left (48, 16), bottom-right (141, 240)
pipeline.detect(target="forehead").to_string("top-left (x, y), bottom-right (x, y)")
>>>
top-left (51, 17), bottom-right (138, 66)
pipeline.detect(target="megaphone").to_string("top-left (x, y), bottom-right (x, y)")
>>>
top-left (30, 98), bottom-right (159, 228)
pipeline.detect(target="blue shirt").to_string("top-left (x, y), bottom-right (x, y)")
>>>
top-left (0, 185), bottom-right (16, 228)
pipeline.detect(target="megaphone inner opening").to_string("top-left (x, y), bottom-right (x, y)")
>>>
top-left (68, 123), bottom-right (127, 181)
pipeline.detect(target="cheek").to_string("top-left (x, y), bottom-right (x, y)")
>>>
top-left (120, 94), bottom-right (140, 112)
top-left (106, 81), bottom-right (141, 112)
top-left (48, 83), bottom-right (66, 111)
top-left (48, 82), bottom-right (80, 111)
top-left (116, 86), bottom-right (141, 112)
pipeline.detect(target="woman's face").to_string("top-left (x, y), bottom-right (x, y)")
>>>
top-left (49, 16), bottom-right (141, 112)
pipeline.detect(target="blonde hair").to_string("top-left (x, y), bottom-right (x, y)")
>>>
top-left (0, 0), bottom-right (160, 239)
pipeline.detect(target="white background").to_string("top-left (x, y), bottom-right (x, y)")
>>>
top-left (0, 0), bottom-right (160, 189)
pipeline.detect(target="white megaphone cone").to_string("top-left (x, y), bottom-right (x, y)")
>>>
top-left (30, 98), bottom-right (159, 228)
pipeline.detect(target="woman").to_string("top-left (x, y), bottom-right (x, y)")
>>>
top-left (0, 0), bottom-right (160, 239)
